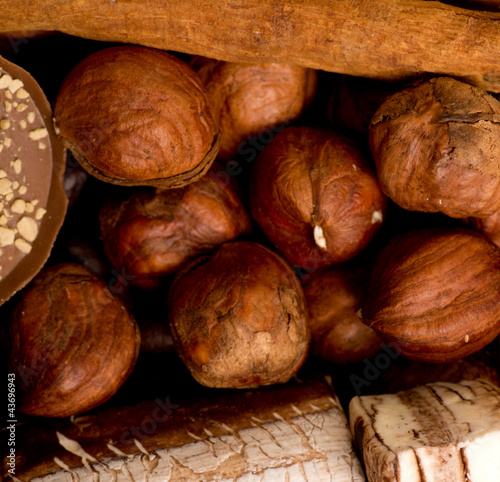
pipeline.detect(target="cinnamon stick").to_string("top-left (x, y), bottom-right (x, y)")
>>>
top-left (1, 0), bottom-right (500, 83)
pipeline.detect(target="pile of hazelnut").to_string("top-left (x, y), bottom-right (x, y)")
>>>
top-left (4, 43), bottom-right (500, 419)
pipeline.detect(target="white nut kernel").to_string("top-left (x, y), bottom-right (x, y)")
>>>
top-left (16, 103), bottom-right (28, 112)
top-left (0, 74), bottom-right (13, 89)
top-left (28, 128), bottom-right (48, 141)
top-left (10, 199), bottom-right (26, 214)
top-left (0, 119), bottom-right (11, 130)
top-left (371, 210), bottom-right (383, 224)
top-left (27, 112), bottom-right (35, 123)
top-left (35, 207), bottom-right (46, 220)
top-left (12, 159), bottom-right (21, 174)
top-left (17, 216), bottom-right (38, 242)
top-left (16, 88), bottom-right (29, 99)
top-left (0, 179), bottom-right (12, 195)
top-left (0, 227), bottom-right (15, 246)
top-left (8, 78), bottom-right (23, 94)
top-left (313, 224), bottom-right (327, 249)
top-left (15, 238), bottom-right (32, 254)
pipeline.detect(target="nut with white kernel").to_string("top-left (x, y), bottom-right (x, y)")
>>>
top-left (250, 127), bottom-right (387, 270)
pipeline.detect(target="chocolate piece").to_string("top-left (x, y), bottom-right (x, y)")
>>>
top-left (0, 55), bottom-right (67, 305)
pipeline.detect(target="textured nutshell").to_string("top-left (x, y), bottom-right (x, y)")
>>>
top-left (370, 77), bottom-right (500, 218)
top-left (250, 127), bottom-right (386, 271)
top-left (54, 46), bottom-right (220, 189)
top-left (360, 228), bottom-right (500, 363)
top-left (303, 264), bottom-right (383, 365)
top-left (7, 263), bottom-right (140, 418)
top-left (99, 163), bottom-right (252, 289)
top-left (168, 241), bottom-right (310, 388)
top-left (191, 57), bottom-right (317, 161)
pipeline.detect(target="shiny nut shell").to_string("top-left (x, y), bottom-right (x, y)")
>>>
top-left (250, 127), bottom-right (386, 270)
top-left (192, 58), bottom-right (317, 161)
top-left (360, 228), bottom-right (500, 363)
top-left (7, 263), bottom-right (140, 418)
top-left (54, 46), bottom-right (220, 189)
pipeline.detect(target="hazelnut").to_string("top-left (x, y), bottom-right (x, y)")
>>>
top-left (369, 77), bottom-right (500, 218)
top-left (191, 58), bottom-right (317, 161)
top-left (303, 263), bottom-right (383, 364)
top-left (99, 163), bottom-right (252, 289)
top-left (250, 127), bottom-right (387, 270)
top-left (359, 228), bottom-right (500, 363)
top-left (168, 241), bottom-right (310, 388)
top-left (7, 263), bottom-right (140, 417)
top-left (54, 46), bottom-right (220, 189)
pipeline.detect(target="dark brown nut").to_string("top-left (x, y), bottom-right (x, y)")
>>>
top-left (99, 163), bottom-right (252, 289)
top-left (191, 57), bottom-right (317, 161)
top-left (0, 55), bottom-right (68, 306)
top-left (359, 228), bottom-right (500, 363)
top-left (369, 77), bottom-right (500, 218)
top-left (168, 241), bottom-right (310, 388)
top-left (250, 127), bottom-right (387, 270)
top-left (54, 46), bottom-right (220, 189)
top-left (303, 264), bottom-right (383, 364)
top-left (7, 263), bottom-right (140, 418)
top-left (465, 210), bottom-right (500, 249)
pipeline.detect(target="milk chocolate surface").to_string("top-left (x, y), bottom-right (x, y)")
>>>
top-left (0, 55), bottom-right (67, 305)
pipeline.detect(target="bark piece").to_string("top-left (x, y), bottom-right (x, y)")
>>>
top-left (349, 378), bottom-right (500, 482)
top-left (1, 1), bottom-right (500, 86)
top-left (6, 377), bottom-right (365, 481)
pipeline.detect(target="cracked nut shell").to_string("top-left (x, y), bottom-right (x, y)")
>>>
top-left (168, 241), bottom-right (310, 388)
top-left (250, 127), bottom-right (386, 270)
top-left (369, 77), bottom-right (500, 218)
top-left (359, 228), bottom-right (500, 363)
top-left (54, 46), bottom-right (220, 189)
top-left (7, 263), bottom-right (140, 418)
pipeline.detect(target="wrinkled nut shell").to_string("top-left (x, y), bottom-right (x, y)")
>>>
top-left (54, 46), bottom-right (220, 189)
top-left (303, 264), bottom-right (383, 365)
top-left (168, 241), bottom-right (310, 388)
top-left (370, 77), bottom-right (500, 218)
top-left (192, 58), bottom-right (317, 161)
top-left (7, 263), bottom-right (140, 418)
top-left (360, 228), bottom-right (500, 363)
top-left (250, 127), bottom-right (386, 270)
top-left (99, 163), bottom-right (252, 288)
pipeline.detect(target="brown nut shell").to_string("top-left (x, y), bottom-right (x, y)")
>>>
top-left (0, 55), bottom-right (68, 306)
top-left (250, 127), bottom-right (386, 270)
top-left (7, 263), bottom-right (140, 418)
top-left (303, 264), bottom-right (383, 365)
top-left (168, 241), bottom-right (310, 388)
top-left (192, 58), bottom-right (317, 161)
top-left (370, 77), bottom-right (500, 218)
top-left (54, 46), bottom-right (220, 189)
top-left (360, 228), bottom-right (500, 363)
top-left (99, 163), bottom-right (252, 289)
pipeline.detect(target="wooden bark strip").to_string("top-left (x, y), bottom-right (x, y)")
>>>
top-left (1, 0), bottom-right (500, 82)
top-left (349, 379), bottom-right (500, 482)
top-left (9, 377), bottom-right (365, 481)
